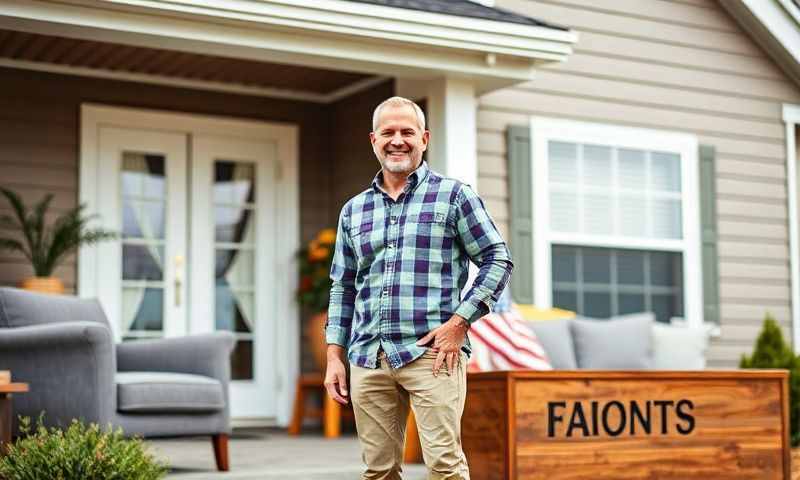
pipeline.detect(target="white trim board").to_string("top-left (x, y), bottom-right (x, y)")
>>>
top-left (528, 116), bottom-right (703, 328)
top-left (784, 103), bottom-right (800, 350)
top-left (0, 0), bottom-right (576, 94)
top-left (79, 103), bottom-right (300, 425)
top-left (0, 58), bottom-right (390, 104)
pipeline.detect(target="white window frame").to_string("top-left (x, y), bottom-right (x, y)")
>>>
top-left (529, 117), bottom-right (702, 326)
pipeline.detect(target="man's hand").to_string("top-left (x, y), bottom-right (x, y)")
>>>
top-left (416, 314), bottom-right (469, 377)
top-left (324, 344), bottom-right (349, 405)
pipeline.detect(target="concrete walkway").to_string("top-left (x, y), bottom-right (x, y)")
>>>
top-left (150, 428), bottom-right (428, 479)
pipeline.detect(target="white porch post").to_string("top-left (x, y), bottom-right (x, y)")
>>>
top-left (397, 77), bottom-right (478, 190)
top-left (398, 76), bottom-right (481, 299)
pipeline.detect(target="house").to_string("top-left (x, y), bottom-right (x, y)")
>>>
top-left (0, 0), bottom-right (798, 428)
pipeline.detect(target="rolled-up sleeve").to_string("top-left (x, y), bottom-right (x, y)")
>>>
top-left (453, 184), bottom-right (514, 324)
top-left (326, 206), bottom-right (358, 346)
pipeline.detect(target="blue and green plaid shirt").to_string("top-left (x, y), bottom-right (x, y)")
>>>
top-left (326, 161), bottom-right (513, 369)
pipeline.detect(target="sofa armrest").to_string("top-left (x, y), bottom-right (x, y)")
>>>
top-left (0, 322), bottom-right (116, 433)
top-left (116, 332), bottom-right (236, 383)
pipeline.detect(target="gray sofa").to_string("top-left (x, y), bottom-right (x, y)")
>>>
top-left (529, 312), bottom-right (710, 370)
top-left (0, 287), bottom-right (235, 471)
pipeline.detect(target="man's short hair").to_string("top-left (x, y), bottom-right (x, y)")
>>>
top-left (372, 96), bottom-right (426, 132)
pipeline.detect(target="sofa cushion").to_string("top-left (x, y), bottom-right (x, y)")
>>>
top-left (528, 319), bottom-right (578, 369)
top-left (0, 287), bottom-right (111, 330)
top-left (116, 372), bottom-right (224, 413)
top-left (651, 323), bottom-right (708, 370)
top-left (571, 312), bottom-right (655, 369)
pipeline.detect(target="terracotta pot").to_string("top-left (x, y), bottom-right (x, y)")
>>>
top-left (19, 276), bottom-right (64, 295)
top-left (305, 311), bottom-right (329, 373)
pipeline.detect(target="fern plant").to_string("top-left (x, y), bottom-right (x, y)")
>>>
top-left (0, 187), bottom-right (117, 276)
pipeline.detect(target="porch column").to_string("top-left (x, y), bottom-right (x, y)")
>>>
top-left (397, 77), bottom-right (478, 190)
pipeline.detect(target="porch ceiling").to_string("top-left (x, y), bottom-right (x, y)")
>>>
top-left (0, 28), bottom-right (379, 99)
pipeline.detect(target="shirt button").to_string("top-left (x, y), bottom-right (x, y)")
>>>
top-left (390, 216), bottom-right (397, 224)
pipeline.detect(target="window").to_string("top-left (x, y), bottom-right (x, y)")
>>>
top-left (531, 118), bottom-right (701, 324)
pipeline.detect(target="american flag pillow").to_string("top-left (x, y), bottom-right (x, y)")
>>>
top-left (467, 306), bottom-right (553, 372)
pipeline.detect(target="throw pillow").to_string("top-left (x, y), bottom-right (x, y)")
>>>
top-left (528, 318), bottom-right (578, 369)
top-left (571, 312), bottom-right (655, 369)
top-left (650, 322), bottom-right (709, 370)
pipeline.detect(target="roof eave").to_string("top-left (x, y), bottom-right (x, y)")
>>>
top-left (0, 0), bottom-right (576, 92)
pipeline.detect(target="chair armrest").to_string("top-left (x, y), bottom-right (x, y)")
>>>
top-left (116, 332), bottom-right (236, 383)
top-left (0, 322), bottom-right (116, 432)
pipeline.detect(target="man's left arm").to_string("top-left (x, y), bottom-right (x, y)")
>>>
top-left (453, 184), bottom-right (514, 325)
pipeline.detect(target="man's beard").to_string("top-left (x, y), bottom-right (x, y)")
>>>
top-left (380, 151), bottom-right (416, 173)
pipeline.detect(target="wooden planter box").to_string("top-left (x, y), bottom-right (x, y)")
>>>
top-left (463, 370), bottom-right (790, 480)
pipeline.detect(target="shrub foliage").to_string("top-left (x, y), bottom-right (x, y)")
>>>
top-left (0, 416), bottom-right (168, 480)
top-left (740, 314), bottom-right (800, 447)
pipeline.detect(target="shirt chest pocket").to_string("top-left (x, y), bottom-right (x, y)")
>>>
top-left (410, 210), bottom-right (452, 242)
top-left (349, 221), bottom-right (383, 260)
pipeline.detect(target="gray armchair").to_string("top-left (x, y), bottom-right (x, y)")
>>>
top-left (0, 287), bottom-right (235, 471)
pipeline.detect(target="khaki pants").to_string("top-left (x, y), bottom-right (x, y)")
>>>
top-left (350, 349), bottom-right (470, 480)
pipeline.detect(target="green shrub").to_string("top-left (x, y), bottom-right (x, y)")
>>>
top-left (740, 314), bottom-right (800, 447)
top-left (0, 416), bottom-right (168, 480)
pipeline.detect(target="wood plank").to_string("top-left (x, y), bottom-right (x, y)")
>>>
top-left (719, 262), bottom-right (790, 281)
top-left (715, 178), bottom-right (786, 200)
top-left (720, 283), bottom-right (790, 302)
top-left (461, 379), bottom-right (509, 480)
top-left (720, 304), bottom-right (791, 323)
top-left (716, 199), bottom-right (786, 220)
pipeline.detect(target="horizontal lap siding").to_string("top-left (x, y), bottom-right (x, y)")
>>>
top-left (487, 0), bottom-right (800, 367)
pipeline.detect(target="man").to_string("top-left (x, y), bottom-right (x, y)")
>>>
top-left (324, 96), bottom-right (513, 480)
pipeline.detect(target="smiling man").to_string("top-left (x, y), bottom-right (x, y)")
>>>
top-left (324, 96), bottom-right (513, 480)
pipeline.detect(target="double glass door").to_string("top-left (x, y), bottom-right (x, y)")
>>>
top-left (95, 126), bottom-right (277, 419)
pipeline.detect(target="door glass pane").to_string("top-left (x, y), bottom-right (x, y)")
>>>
top-left (214, 161), bottom-right (254, 204)
top-left (122, 244), bottom-right (164, 280)
top-left (122, 287), bottom-right (164, 336)
top-left (120, 152), bottom-right (166, 340)
top-left (214, 160), bottom-right (256, 381)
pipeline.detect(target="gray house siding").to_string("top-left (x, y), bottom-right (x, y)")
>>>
top-left (481, 0), bottom-right (800, 367)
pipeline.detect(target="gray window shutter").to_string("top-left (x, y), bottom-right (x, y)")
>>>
top-left (699, 144), bottom-right (720, 324)
top-left (507, 125), bottom-right (534, 304)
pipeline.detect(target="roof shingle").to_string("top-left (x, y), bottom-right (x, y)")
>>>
top-left (344, 0), bottom-right (568, 31)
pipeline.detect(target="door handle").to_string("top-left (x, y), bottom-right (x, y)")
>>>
top-left (174, 255), bottom-right (184, 307)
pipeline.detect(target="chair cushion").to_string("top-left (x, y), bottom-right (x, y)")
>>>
top-left (570, 312), bottom-right (655, 369)
top-left (116, 372), bottom-right (225, 413)
top-left (0, 287), bottom-right (111, 330)
top-left (528, 318), bottom-right (578, 369)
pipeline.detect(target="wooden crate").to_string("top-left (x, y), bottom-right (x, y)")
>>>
top-left (463, 370), bottom-right (790, 480)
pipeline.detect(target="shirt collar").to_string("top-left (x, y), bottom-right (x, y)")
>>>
top-left (371, 160), bottom-right (430, 195)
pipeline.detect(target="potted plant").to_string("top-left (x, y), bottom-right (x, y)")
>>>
top-left (296, 227), bottom-right (336, 372)
top-left (0, 187), bottom-right (117, 294)
top-left (0, 416), bottom-right (168, 479)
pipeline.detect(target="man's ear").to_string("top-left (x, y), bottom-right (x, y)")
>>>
top-left (369, 131), bottom-right (377, 145)
top-left (421, 130), bottom-right (431, 148)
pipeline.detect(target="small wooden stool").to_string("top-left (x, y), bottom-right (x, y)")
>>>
top-left (288, 373), bottom-right (352, 437)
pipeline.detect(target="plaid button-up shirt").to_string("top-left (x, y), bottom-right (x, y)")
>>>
top-left (326, 161), bottom-right (514, 369)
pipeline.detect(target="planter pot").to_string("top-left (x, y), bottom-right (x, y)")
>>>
top-left (19, 276), bottom-right (64, 295)
top-left (305, 311), bottom-right (329, 373)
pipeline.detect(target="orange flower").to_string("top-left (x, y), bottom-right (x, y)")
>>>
top-left (317, 228), bottom-right (337, 245)
top-left (309, 246), bottom-right (330, 262)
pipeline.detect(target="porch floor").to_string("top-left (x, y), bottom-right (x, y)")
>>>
top-left (152, 427), bottom-right (428, 479)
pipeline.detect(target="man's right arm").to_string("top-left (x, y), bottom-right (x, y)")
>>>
top-left (326, 207), bottom-right (357, 347)
top-left (325, 207), bottom-right (357, 405)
